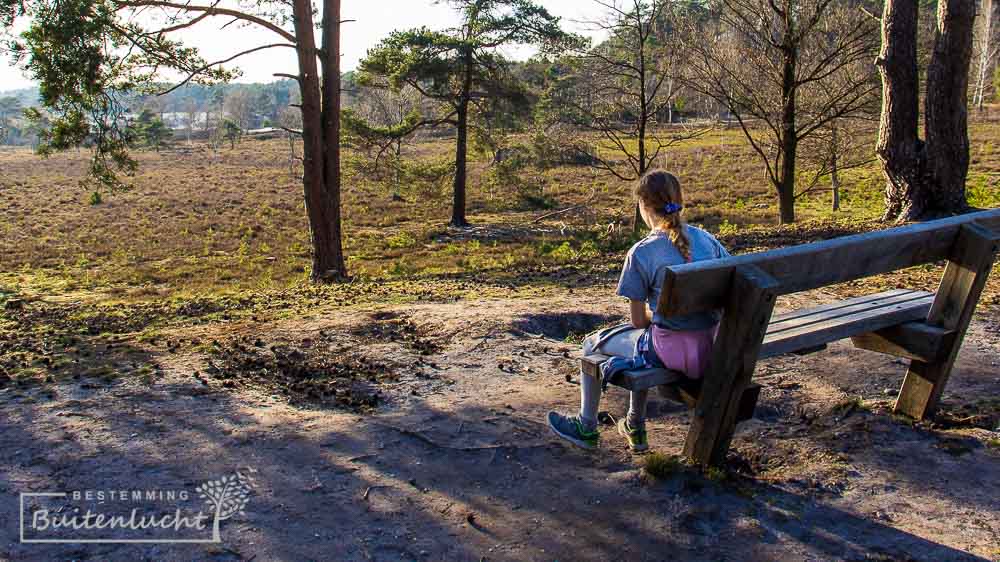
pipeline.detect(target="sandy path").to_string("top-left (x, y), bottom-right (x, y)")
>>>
top-left (2, 290), bottom-right (999, 561)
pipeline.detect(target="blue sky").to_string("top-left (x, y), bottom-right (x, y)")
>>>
top-left (1, 0), bottom-right (608, 92)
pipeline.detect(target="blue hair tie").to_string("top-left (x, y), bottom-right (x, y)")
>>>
top-left (663, 203), bottom-right (683, 215)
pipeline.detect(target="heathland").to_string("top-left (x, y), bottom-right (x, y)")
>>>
top-left (1, 122), bottom-right (998, 561)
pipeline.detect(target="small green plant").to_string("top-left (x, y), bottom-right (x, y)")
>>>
top-left (537, 239), bottom-right (601, 263)
top-left (831, 396), bottom-right (867, 419)
top-left (520, 192), bottom-right (557, 210)
top-left (642, 452), bottom-right (684, 480)
top-left (387, 258), bottom-right (418, 277)
top-left (442, 243), bottom-right (464, 255)
top-left (386, 231), bottom-right (417, 249)
top-left (704, 466), bottom-right (727, 482)
top-left (89, 191), bottom-right (103, 205)
top-left (967, 172), bottom-right (1000, 209)
top-left (577, 240), bottom-right (599, 259)
top-left (717, 219), bottom-right (740, 236)
top-left (547, 241), bottom-right (576, 262)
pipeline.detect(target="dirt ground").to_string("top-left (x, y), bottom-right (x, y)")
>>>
top-left (2, 285), bottom-right (999, 562)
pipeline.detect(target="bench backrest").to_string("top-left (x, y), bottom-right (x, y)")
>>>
top-left (658, 208), bottom-right (1000, 317)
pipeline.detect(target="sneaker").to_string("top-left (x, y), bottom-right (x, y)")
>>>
top-left (547, 412), bottom-right (599, 450)
top-left (617, 418), bottom-right (649, 452)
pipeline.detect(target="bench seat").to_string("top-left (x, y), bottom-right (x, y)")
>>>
top-left (579, 289), bottom-right (937, 422)
top-left (579, 354), bottom-right (761, 422)
top-left (759, 289), bottom-right (934, 359)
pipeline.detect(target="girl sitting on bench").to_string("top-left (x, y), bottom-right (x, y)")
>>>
top-left (547, 170), bottom-right (731, 452)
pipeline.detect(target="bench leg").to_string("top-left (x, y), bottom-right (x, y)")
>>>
top-left (895, 223), bottom-right (999, 419)
top-left (683, 265), bottom-right (778, 467)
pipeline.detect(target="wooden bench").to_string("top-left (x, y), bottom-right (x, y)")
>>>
top-left (581, 209), bottom-right (1000, 466)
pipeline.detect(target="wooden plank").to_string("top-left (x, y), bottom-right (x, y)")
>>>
top-left (895, 223), bottom-right (1000, 419)
top-left (580, 353), bottom-right (608, 379)
top-left (765, 290), bottom-right (932, 336)
top-left (581, 353), bottom-right (683, 390)
top-left (758, 295), bottom-right (934, 359)
top-left (659, 209), bottom-right (1000, 317)
top-left (610, 367), bottom-right (683, 391)
top-left (766, 289), bottom-right (916, 326)
top-left (581, 354), bottom-right (759, 422)
top-left (851, 322), bottom-right (956, 362)
top-left (684, 265), bottom-right (778, 467)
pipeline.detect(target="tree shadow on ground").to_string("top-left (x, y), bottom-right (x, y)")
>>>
top-left (1, 351), bottom-right (991, 562)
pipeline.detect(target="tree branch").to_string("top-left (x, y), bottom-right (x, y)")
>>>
top-left (158, 43), bottom-right (297, 95)
top-left (116, 0), bottom-right (297, 42)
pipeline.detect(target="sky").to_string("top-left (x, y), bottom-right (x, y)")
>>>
top-left (0, 0), bottom-right (610, 93)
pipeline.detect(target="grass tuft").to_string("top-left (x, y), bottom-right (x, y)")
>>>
top-left (704, 466), bottom-right (727, 483)
top-left (641, 452), bottom-right (685, 480)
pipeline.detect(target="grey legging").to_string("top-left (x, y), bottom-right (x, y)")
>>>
top-left (579, 327), bottom-right (650, 430)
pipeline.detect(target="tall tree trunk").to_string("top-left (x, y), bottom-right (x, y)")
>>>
top-left (877, 0), bottom-right (924, 221)
top-left (778, 48), bottom-right (798, 225)
top-left (633, 27), bottom-right (649, 235)
top-left (451, 53), bottom-right (473, 228)
top-left (452, 97), bottom-right (469, 227)
top-left (879, 0), bottom-right (975, 221)
top-left (318, 0), bottom-right (347, 279)
top-left (292, 0), bottom-right (345, 281)
top-left (830, 155), bottom-right (841, 212)
top-left (633, 110), bottom-right (647, 234)
top-left (924, 0), bottom-right (976, 215)
top-left (831, 127), bottom-right (841, 211)
top-left (974, 0), bottom-right (994, 110)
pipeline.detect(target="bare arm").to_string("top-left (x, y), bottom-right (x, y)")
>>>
top-left (630, 299), bottom-right (651, 330)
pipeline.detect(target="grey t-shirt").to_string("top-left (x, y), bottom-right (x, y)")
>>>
top-left (615, 226), bottom-right (731, 330)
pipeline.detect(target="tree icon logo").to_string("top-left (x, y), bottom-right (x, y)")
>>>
top-left (195, 472), bottom-right (254, 542)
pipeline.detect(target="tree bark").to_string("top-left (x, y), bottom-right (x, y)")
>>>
top-left (318, 0), bottom-right (347, 279)
top-left (924, 0), bottom-right (976, 215)
top-left (633, 89), bottom-right (647, 235)
top-left (633, 124), bottom-right (646, 233)
top-left (292, 0), bottom-right (345, 281)
top-left (879, 0), bottom-right (975, 222)
top-left (973, 0), bottom-right (995, 111)
top-left (877, 0), bottom-right (924, 221)
top-left (633, 16), bottom-right (650, 236)
top-left (831, 128), bottom-right (841, 211)
top-left (778, 47), bottom-right (797, 225)
top-left (452, 99), bottom-right (469, 227)
top-left (451, 51), bottom-right (473, 228)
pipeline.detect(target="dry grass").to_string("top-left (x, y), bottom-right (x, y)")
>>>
top-left (0, 122), bottom-right (998, 303)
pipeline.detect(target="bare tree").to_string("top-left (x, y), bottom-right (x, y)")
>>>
top-left (878, 0), bottom-right (977, 221)
top-left (224, 89), bottom-right (254, 132)
top-left (685, 0), bottom-right (880, 224)
top-left (183, 97), bottom-right (202, 143)
top-left (550, 0), bottom-right (710, 232)
top-left (798, 119), bottom-right (878, 211)
top-left (277, 88), bottom-right (304, 179)
top-left (0, 96), bottom-right (22, 144)
top-left (343, 82), bottom-right (429, 182)
top-left (972, 0), bottom-right (999, 111)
